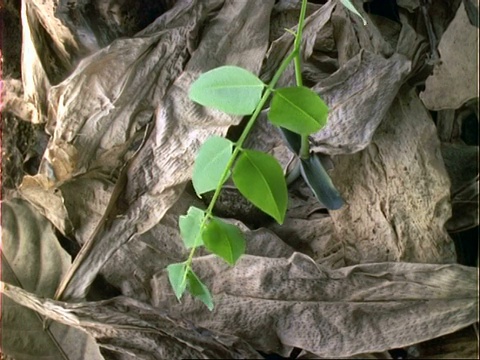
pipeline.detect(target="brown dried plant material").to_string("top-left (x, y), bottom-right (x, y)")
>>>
top-left (28, 0), bottom-right (276, 302)
top-left (327, 88), bottom-right (456, 265)
top-left (1, 199), bottom-right (103, 359)
top-left (420, 3), bottom-right (478, 110)
top-left (151, 253), bottom-right (477, 358)
top-left (0, 283), bottom-right (263, 359)
top-left (4, 0), bottom-right (477, 358)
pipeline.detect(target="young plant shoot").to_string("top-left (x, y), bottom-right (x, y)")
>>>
top-left (168, 0), bottom-right (366, 309)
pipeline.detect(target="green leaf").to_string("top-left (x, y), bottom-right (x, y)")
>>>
top-left (189, 65), bottom-right (265, 115)
top-left (232, 150), bottom-right (288, 224)
top-left (279, 127), bottom-right (302, 155)
top-left (192, 136), bottom-right (233, 195)
top-left (202, 218), bottom-right (245, 265)
top-left (167, 262), bottom-right (188, 300)
top-left (268, 86), bottom-right (329, 135)
top-left (340, 0), bottom-right (368, 25)
top-left (300, 154), bottom-right (344, 210)
top-left (186, 269), bottom-right (214, 311)
top-left (179, 206), bottom-right (205, 248)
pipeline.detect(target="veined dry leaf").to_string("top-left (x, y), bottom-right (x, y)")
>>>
top-left (420, 2), bottom-right (478, 110)
top-left (0, 283), bottom-right (262, 359)
top-left (48, 0), bottom-right (275, 302)
top-left (326, 88), bottom-right (456, 265)
top-left (152, 253), bottom-right (478, 358)
top-left (0, 198), bottom-right (103, 360)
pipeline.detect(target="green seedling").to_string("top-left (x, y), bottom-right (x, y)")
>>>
top-left (168, 0), bottom-right (366, 309)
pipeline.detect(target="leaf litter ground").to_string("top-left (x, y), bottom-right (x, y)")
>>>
top-left (1, 0), bottom-right (478, 358)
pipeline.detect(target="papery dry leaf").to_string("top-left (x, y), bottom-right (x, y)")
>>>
top-left (0, 283), bottom-right (263, 359)
top-left (328, 88), bottom-right (455, 265)
top-left (420, 3), bottom-right (478, 110)
top-left (310, 51), bottom-right (411, 155)
top-left (44, 0), bottom-right (275, 302)
top-left (20, 0), bottom-right (87, 124)
top-left (1, 199), bottom-right (103, 360)
top-left (151, 252), bottom-right (478, 358)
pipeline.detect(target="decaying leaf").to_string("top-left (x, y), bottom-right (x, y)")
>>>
top-left (2, 0), bottom-right (477, 358)
top-left (420, 2), bottom-right (478, 110)
top-left (0, 283), bottom-right (262, 359)
top-left (151, 253), bottom-right (478, 358)
top-left (1, 199), bottom-right (103, 359)
top-left (326, 88), bottom-right (456, 265)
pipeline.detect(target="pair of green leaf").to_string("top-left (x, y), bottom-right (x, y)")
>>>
top-left (269, 87), bottom-right (328, 135)
top-left (167, 263), bottom-right (213, 311)
top-left (192, 137), bottom-right (288, 224)
top-left (171, 209), bottom-right (246, 310)
top-left (179, 207), bottom-right (246, 265)
top-left (189, 66), bottom-right (328, 136)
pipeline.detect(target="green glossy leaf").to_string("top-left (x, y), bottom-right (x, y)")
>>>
top-left (189, 65), bottom-right (265, 115)
top-left (179, 206), bottom-right (205, 248)
top-left (192, 136), bottom-right (233, 195)
top-left (203, 218), bottom-right (245, 265)
top-left (300, 154), bottom-right (344, 210)
top-left (340, 0), bottom-right (367, 25)
top-left (186, 269), bottom-right (214, 311)
top-left (268, 86), bottom-right (329, 135)
top-left (279, 127), bottom-right (302, 155)
top-left (167, 263), bottom-right (188, 300)
top-left (232, 150), bottom-right (288, 224)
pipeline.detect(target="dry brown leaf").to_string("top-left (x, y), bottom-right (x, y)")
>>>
top-left (151, 253), bottom-right (478, 358)
top-left (0, 283), bottom-right (262, 359)
top-left (327, 88), bottom-right (455, 265)
top-left (1, 199), bottom-right (103, 359)
top-left (40, 0), bottom-right (276, 302)
top-left (420, 3), bottom-right (478, 110)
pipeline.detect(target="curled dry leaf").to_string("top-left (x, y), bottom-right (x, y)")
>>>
top-left (19, 0), bottom-right (275, 301)
top-left (0, 283), bottom-right (262, 359)
top-left (1, 198), bottom-right (103, 360)
top-left (6, 0), bottom-right (477, 358)
top-left (152, 252), bottom-right (478, 358)
top-left (420, 3), bottom-right (478, 110)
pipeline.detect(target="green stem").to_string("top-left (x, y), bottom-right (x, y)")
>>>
top-left (294, 0), bottom-right (311, 160)
top-left (183, 0), bottom-right (310, 278)
top-left (183, 25), bottom-right (305, 273)
top-left (293, 0), bottom-right (307, 86)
